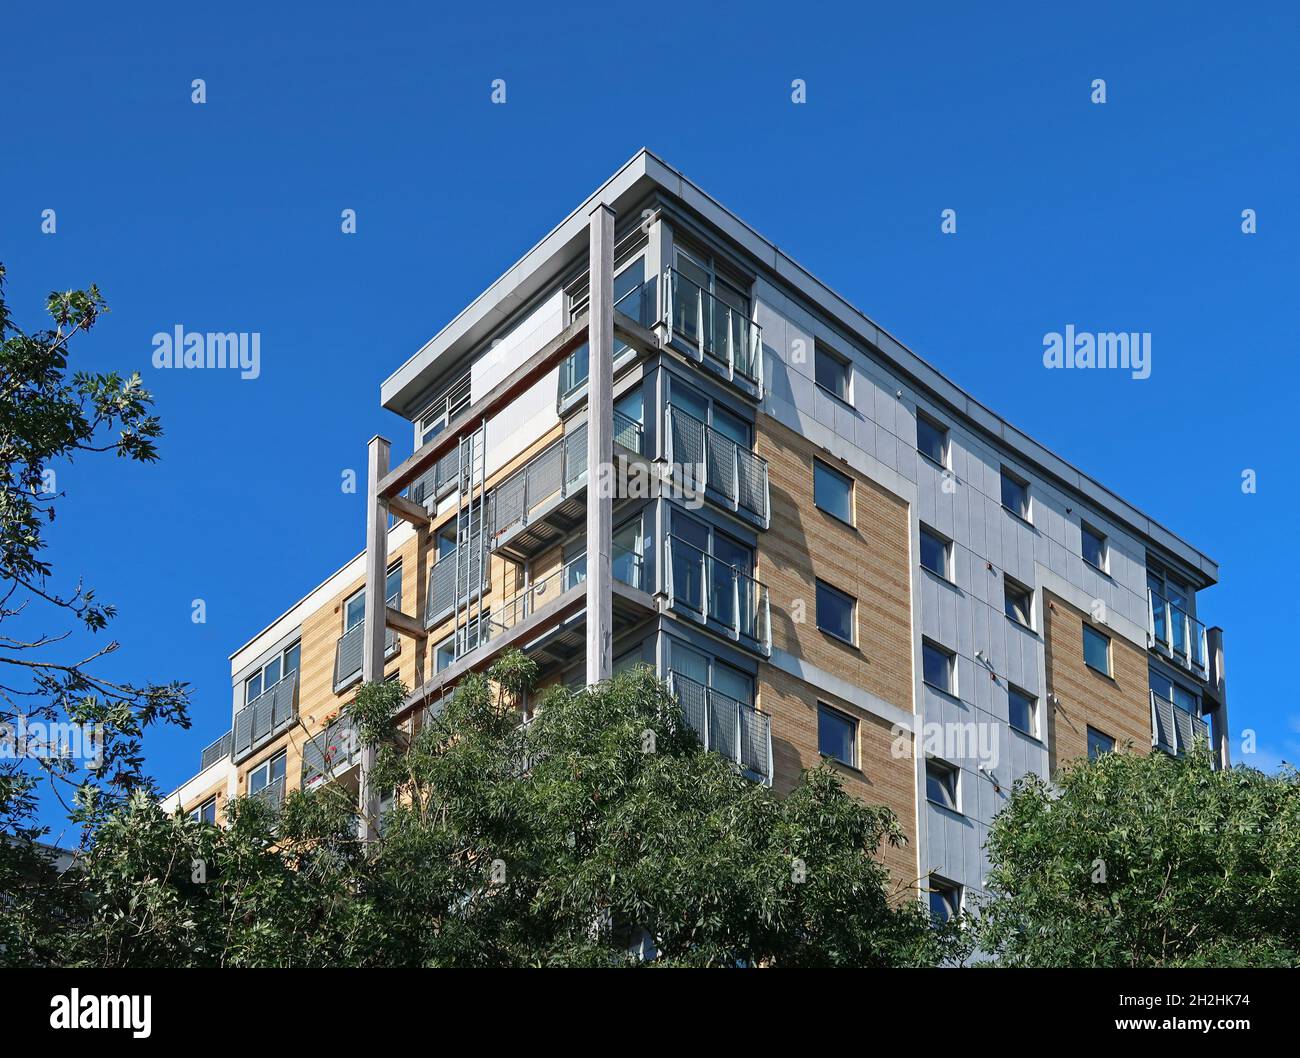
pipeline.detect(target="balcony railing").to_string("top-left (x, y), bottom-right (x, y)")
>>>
top-left (232, 672), bottom-right (299, 762)
top-left (490, 424), bottom-right (587, 546)
top-left (668, 672), bottom-right (772, 785)
top-left (249, 775), bottom-right (286, 810)
top-left (301, 714), bottom-right (361, 790)
top-left (664, 536), bottom-right (771, 655)
top-left (425, 546), bottom-right (489, 628)
top-left (200, 730), bottom-right (233, 770)
top-left (408, 447), bottom-right (465, 509)
top-left (1147, 588), bottom-right (1208, 677)
top-left (1151, 690), bottom-right (1210, 757)
top-left (334, 592), bottom-right (401, 692)
top-left (663, 269), bottom-right (762, 390)
top-left (665, 403), bottom-right (770, 526)
top-left (613, 408), bottom-right (644, 454)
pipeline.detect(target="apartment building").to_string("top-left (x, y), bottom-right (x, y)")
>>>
top-left (163, 149), bottom-right (1229, 914)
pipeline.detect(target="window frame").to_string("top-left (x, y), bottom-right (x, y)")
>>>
top-left (244, 640), bottom-right (301, 706)
top-left (814, 341), bottom-right (852, 403)
top-left (1003, 576), bottom-right (1034, 629)
top-left (812, 458), bottom-right (854, 525)
top-left (1000, 466), bottom-right (1032, 523)
top-left (817, 702), bottom-right (858, 768)
top-left (919, 524), bottom-right (952, 580)
top-left (815, 579), bottom-right (857, 645)
top-left (1082, 623), bottom-right (1112, 677)
top-left (1008, 684), bottom-right (1038, 738)
top-left (1087, 726), bottom-right (1115, 760)
top-left (247, 749), bottom-right (287, 796)
top-left (190, 796), bottom-right (218, 826)
top-left (925, 757), bottom-right (960, 811)
top-left (928, 875), bottom-right (962, 923)
top-left (922, 639), bottom-right (957, 696)
top-left (916, 412), bottom-right (950, 468)
top-left (1081, 522), bottom-right (1109, 573)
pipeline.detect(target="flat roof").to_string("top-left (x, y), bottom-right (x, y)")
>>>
top-left (382, 148), bottom-right (1218, 586)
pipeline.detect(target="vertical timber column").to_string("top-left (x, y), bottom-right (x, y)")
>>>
top-left (587, 203), bottom-right (615, 685)
top-left (360, 435), bottom-right (391, 842)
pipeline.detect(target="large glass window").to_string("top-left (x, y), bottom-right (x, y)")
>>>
top-left (244, 642), bottom-right (301, 705)
top-left (815, 580), bottom-right (855, 643)
top-left (920, 526), bottom-right (950, 579)
top-left (248, 750), bottom-right (286, 795)
top-left (1081, 523), bottom-right (1108, 572)
top-left (818, 704), bottom-right (857, 766)
top-left (813, 459), bottom-right (853, 524)
top-left (1083, 624), bottom-right (1111, 676)
top-left (1001, 467), bottom-right (1031, 521)
top-left (1008, 685), bottom-right (1037, 737)
top-left (1004, 577), bottom-right (1033, 628)
top-left (814, 342), bottom-right (851, 401)
top-left (922, 640), bottom-right (955, 695)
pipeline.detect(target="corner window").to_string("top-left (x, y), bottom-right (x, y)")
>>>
top-left (814, 342), bottom-right (851, 402)
top-left (928, 875), bottom-right (962, 923)
top-left (1082, 523), bottom-right (1108, 572)
top-left (916, 413), bottom-right (949, 467)
top-left (1083, 624), bottom-right (1111, 676)
top-left (919, 525), bottom-right (951, 579)
top-left (1004, 577), bottom-right (1033, 628)
top-left (815, 580), bottom-right (856, 644)
top-left (1087, 726), bottom-right (1115, 760)
top-left (1008, 685), bottom-right (1037, 737)
top-left (817, 703), bottom-right (857, 767)
top-left (922, 640), bottom-right (956, 695)
top-left (1000, 467), bottom-right (1031, 522)
top-left (925, 759), bottom-right (959, 811)
top-left (813, 459), bottom-right (853, 524)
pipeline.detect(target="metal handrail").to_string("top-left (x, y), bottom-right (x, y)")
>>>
top-left (663, 268), bottom-right (763, 389)
top-left (232, 672), bottom-right (299, 761)
top-left (664, 535), bottom-right (771, 654)
top-left (1146, 588), bottom-right (1208, 675)
top-left (664, 403), bottom-right (769, 525)
top-left (667, 671), bottom-right (772, 784)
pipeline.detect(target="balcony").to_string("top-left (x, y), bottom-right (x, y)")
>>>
top-left (232, 672), bottom-right (299, 763)
top-left (425, 545), bottom-right (490, 629)
top-left (407, 447), bottom-right (464, 509)
top-left (1147, 588), bottom-right (1208, 678)
top-left (668, 672), bottom-right (772, 785)
top-left (301, 715), bottom-right (361, 790)
top-left (200, 730), bottom-right (233, 770)
top-left (664, 403), bottom-right (770, 526)
top-left (663, 268), bottom-right (763, 392)
top-left (334, 593), bottom-right (401, 693)
top-left (1151, 690), bottom-right (1210, 757)
top-left (664, 536), bottom-right (771, 655)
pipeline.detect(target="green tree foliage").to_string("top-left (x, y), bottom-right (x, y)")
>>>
top-left (979, 746), bottom-right (1300, 966)
top-left (25, 658), bottom-right (952, 968)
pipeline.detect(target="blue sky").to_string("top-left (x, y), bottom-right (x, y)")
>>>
top-left (3, 0), bottom-right (1298, 833)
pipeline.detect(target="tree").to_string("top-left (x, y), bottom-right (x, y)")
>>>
top-left (31, 656), bottom-right (956, 968)
top-left (0, 264), bottom-right (190, 965)
top-left (978, 745), bottom-right (1300, 967)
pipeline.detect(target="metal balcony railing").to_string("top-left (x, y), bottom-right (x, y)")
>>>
top-left (408, 447), bottom-right (464, 509)
top-left (1151, 690), bottom-right (1210, 757)
top-left (664, 536), bottom-right (771, 655)
top-left (301, 715), bottom-right (361, 790)
top-left (613, 408), bottom-right (644, 454)
top-left (250, 775), bottom-right (286, 810)
top-left (489, 424), bottom-right (587, 546)
top-left (232, 672), bottom-right (299, 762)
top-left (668, 672), bottom-right (772, 784)
top-left (200, 730), bottom-right (233, 770)
top-left (425, 546), bottom-right (489, 628)
top-left (665, 403), bottom-right (770, 526)
top-left (334, 591), bottom-right (401, 692)
top-left (663, 268), bottom-right (762, 390)
top-left (1147, 588), bottom-right (1208, 677)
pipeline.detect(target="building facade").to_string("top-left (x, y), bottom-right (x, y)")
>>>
top-left (163, 150), bottom-right (1229, 914)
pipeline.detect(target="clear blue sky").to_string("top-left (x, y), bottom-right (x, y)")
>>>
top-left (4, 0), bottom-right (1297, 832)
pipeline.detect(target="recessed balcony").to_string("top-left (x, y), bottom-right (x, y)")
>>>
top-left (664, 535), bottom-right (771, 656)
top-left (668, 671), bottom-right (772, 785)
top-left (1147, 588), bottom-right (1208, 678)
top-left (1150, 690), bottom-right (1210, 757)
top-left (663, 268), bottom-right (763, 393)
top-left (664, 403), bottom-right (770, 526)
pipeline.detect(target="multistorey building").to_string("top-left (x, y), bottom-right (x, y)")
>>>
top-left (164, 150), bottom-right (1229, 914)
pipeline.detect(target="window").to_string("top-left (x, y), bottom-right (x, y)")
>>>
top-left (922, 640), bottom-right (956, 695)
top-left (926, 759), bottom-right (959, 810)
top-left (248, 750), bottom-right (287, 796)
top-left (418, 371), bottom-right (471, 446)
top-left (343, 563), bottom-right (403, 633)
top-left (1087, 726), bottom-right (1115, 760)
top-left (919, 525), bottom-right (950, 579)
top-left (1004, 577), bottom-right (1033, 628)
top-left (1008, 685), bottom-right (1037, 737)
top-left (928, 875), bottom-right (962, 923)
top-left (434, 636), bottom-right (455, 672)
top-left (818, 704), bottom-right (857, 766)
top-left (1000, 467), bottom-right (1031, 522)
top-left (814, 342), bottom-right (851, 402)
top-left (916, 413), bottom-right (949, 467)
top-left (1083, 624), bottom-right (1111, 676)
top-left (190, 797), bottom-right (217, 826)
top-left (1081, 523), bottom-right (1108, 572)
top-left (244, 641), bottom-right (301, 706)
top-left (813, 460), bottom-right (853, 524)
top-left (815, 580), bottom-right (856, 643)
